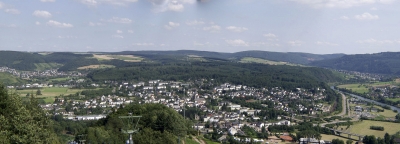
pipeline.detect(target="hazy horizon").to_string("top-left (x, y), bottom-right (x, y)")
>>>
top-left (1, 0), bottom-right (400, 54)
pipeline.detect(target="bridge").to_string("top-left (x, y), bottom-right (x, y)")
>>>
top-left (281, 115), bottom-right (364, 141)
top-left (327, 127), bottom-right (364, 141)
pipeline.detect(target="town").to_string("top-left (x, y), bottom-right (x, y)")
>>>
top-left (25, 78), bottom-right (336, 143)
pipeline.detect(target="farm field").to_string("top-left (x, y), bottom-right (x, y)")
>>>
top-left (320, 134), bottom-right (355, 143)
top-left (337, 84), bottom-right (369, 94)
top-left (15, 87), bottom-right (101, 104)
top-left (240, 57), bottom-right (292, 65)
top-left (93, 54), bottom-right (143, 62)
top-left (350, 120), bottom-right (400, 138)
top-left (49, 77), bottom-right (72, 81)
top-left (15, 87), bottom-right (87, 97)
top-left (387, 98), bottom-right (400, 102)
top-left (77, 64), bottom-right (115, 70)
top-left (34, 63), bottom-right (62, 71)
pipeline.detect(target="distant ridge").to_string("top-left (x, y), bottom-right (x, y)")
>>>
top-left (114, 50), bottom-right (345, 64)
top-left (310, 52), bottom-right (400, 75)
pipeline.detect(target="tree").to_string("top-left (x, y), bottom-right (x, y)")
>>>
top-left (36, 89), bottom-right (42, 95)
top-left (384, 133), bottom-right (390, 144)
top-left (346, 139), bottom-right (353, 144)
top-left (332, 139), bottom-right (344, 144)
top-left (0, 84), bottom-right (61, 143)
top-left (363, 135), bottom-right (378, 144)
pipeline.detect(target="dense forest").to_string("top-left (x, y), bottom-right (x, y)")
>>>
top-left (310, 52), bottom-right (400, 75)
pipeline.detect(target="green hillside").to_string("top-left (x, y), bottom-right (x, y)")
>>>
top-left (310, 52), bottom-right (400, 75)
top-left (0, 72), bottom-right (25, 85)
top-left (0, 51), bottom-right (46, 71)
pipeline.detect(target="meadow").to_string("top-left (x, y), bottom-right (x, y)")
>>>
top-left (320, 134), bottom-right (356, 143)
top-left (77, 64), bottom-right (115, 70)
top-left (350, 120), bottom-right (400, 138)
top-left (337, 84), bottom-right (369, 93)
top-left (240, 57), bottom-right (291, 65)
top-left (93, 54), bottom-right (143, 62)
top-left (14, 87), bottom-right (99, 104)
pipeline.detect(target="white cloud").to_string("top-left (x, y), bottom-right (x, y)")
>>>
top-left (149, 0), bottom-right (195, 12)
top-left (355, 12), bottom-right (379, 20)
top-left (112, 35), bottom-right (124, 38)
top-left (100, 0), bottom-right (138, 6)
top-left (226, 26), bottom-right (248, 32)
top-left (168, 3), bottom-right (184, 12)
top-left (288, 40), bottom-right (303, 46)
top-left (264, 33), bottom-right (279, 41)
top-left (340, 16), bottom-right (349, 20)
top-left (315, 41), bottom-right (338, 46)
top-left (0, 2), bottom-right (3, 9)
top-left (104, 17), bottom-right (132, 24)
top-left (226, 39), bottom-right (249, 47)
top-left (164, 21), bottom-right (180, 30)
top-left (88, 22), bottom-right (103, 26)
top-left (132, 43), bottom-right (155, 46)
top-left (79, 0), bottom-right (98, 6)
top-left (128, 30), bottom-right (134, 33)
top-left (169, 21), bottom-right (180, 27)
top-left (264, 33), bottom-right (277, 38)
top-left (186, 20), bottom-right (205, 26)
top-left (370, 7), bottom-right (378, 10)
top-left (35, 21), bottom-right (41, 25)
top-left (291, 0), bottom-right (394, 8)
top-left (47, 20), bottom-right (73, 28)
top-left (33, 10), bottom-right (52, 18)
top-left (356, 38), bottom-right (399, 44)
top-left (203, 25), bottom-right (221, 32)
top-left (116, 30), bottom-right (123, 33)
top-left (40, 0), bottom-right (56, 2)
top-left (5, 9), bottom-right (20, 14)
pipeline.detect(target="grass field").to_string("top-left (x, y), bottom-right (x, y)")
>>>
top-left (337, 84), bottom-right (369, 94)
top-left (93, 54), bottom-right (143, 62)
top-left (387, 98), bottom-right (400, 102)
top-left (321, 134), bottom-right (356, 143)
top-left (15, 87), bottom-right (83, 97)
top-left (350, 120), bottom-right (400, 138)
top-left (49, 77), bottom-right (72, 81)
top-left (240, 57), bottom-right (292, 65)
top-left (15, 87), bottom-right (101, 103)
top-left (77, 64), bottom-right (115, 70)
top-left (185, 138), bottom-right (199, 144)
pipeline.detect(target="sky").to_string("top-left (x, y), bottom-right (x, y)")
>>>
top-left (0, 0), bottom-right (400, 54)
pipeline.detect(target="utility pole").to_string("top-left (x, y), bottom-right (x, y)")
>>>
top-left (119, 114), bottom-right (142, 144)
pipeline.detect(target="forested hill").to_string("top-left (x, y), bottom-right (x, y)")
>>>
top-left (0, 51), bottom-right (46, 71)
top-left (310, 52), bottom-right (400, 75)
top-left (115, 50), bottom-right (345, 64)
top-left (88, 61), bottom-right (343, 90)
top-left (0, 51), bottom-right (91, 71)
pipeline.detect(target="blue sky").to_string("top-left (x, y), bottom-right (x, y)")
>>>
top-left (0, 0), bottom-right (399, 54)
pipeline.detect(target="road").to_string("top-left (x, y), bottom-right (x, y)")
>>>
top-left (335, 93), bottom-right (347, 117)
